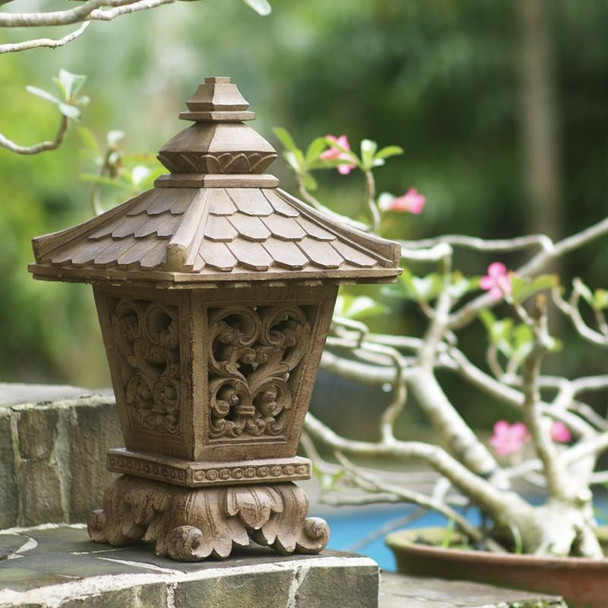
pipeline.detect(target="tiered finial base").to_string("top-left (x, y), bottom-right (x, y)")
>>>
top-left (88, 476), bottom-right (329, 561)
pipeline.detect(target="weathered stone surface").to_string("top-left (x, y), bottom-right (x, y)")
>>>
top-left (0, 411), bottom-right (18, 529)
top-left (378, 572), bottom-right (568, 608)
top-left (67, 400), bottom-right (122, 523)
top-left (16, 408), bottom-right (59, 460)
top-left (296, 560), bottom-right (379, 608)
top-left (60, 585), bottom-right (167, 608)
top-left (174, 571), bottom-right (293, 608)
top-left (18, 461), bottom-right (63, 525)
top-left (0, 526), bottom-right (379, 608)
top-left (0, 384), bottom-right (95, 408)
top-left (0, 384), bottom-right (122, 528)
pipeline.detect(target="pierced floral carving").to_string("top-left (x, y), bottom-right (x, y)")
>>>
top-left (111, 297), bottom-right (181, 436)
top-left (208, 305), bottom-right (312, 440)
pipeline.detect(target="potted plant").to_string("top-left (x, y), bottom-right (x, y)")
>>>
top-left (273, 129), bottom-right (608, 608)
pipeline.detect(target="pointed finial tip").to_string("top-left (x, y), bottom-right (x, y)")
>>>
top-left (204, 77), bottom-right (231, 84)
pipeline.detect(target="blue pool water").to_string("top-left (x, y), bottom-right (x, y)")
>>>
top-left (321, 505), bottom-right (482, 571)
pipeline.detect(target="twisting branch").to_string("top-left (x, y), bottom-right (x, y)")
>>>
top-left (552, 286), bottom-right (608, 347)
top-left (520, 299), bottom-right (570, 500)
top-left (0, 22), bottom-right (90, 54)
top-left (0, 115), bottom-right (68, 155)
top-left (442, 217), bottom-right (608, 330)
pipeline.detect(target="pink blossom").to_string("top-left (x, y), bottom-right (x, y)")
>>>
top-left (480, 262), bottom-right (513, 301)
top-left (320, 135), bottom-right (355, 175)
top-left (550, 421), bottom-right (571, 443)
top-left (379, 188), bottom-right (426, 214)
top-left (490, 420), bottom-right (529, 456)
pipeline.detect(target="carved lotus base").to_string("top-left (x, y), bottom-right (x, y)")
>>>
top-left (88, 475), bottom-right (329, 561)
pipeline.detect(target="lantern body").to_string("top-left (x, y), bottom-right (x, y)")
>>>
top-left (29, 77), bottom-right (400, 560)
top-left (95, 283), bottom-right (336, 482)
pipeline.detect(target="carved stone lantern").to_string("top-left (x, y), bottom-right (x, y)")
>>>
top-left (29, 77), bottom-right (401, 561)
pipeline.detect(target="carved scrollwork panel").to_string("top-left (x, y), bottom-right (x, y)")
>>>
top-left (110, 296), bottom-right (182, 437)
top-left (207, 304), bottom-right (312, 441)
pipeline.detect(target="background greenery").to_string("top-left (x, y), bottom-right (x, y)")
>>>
top-left (1, 0), bottom-right (606, 406)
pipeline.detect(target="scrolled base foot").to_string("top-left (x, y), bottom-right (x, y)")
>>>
top-left (88, 475), bottom-right (329, 561)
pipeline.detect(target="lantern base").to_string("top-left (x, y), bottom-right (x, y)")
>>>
top-left (106, 448), bottom-right (312, 488)
top-left (88, 475), bottom-right (329, 561)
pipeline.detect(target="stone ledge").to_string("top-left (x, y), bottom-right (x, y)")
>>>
top-left (0, 384), bottom-right (122, 529)
top-left (0, 525), bottom-right (379, 608)
top-left (379, 572), bottom-right (567, 608)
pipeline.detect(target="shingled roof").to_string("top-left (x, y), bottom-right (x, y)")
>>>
top-left (30, 78), bottom-right (400, 287)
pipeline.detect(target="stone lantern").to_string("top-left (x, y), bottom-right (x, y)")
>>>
top-left (29, 77), bottom-right (401, 561)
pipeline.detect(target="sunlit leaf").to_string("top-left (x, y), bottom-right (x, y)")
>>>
top-left (511, 274), bottom-right (559, 303)
top-left (305, 137), bottom-right (327, 165)
top-left (26, 86), bottom-right (60, 106)
top-left (58, 102), bottom-right (81, 120)
top-left (301, 172), bottom-right (318, 191)
top-left (241, 0), bottom-right (271, 16)
top-left (273, 126), bottom-right (298, 154)
top-left (77, 126), bottom-right (100, 157)
top-left (335, 294), bottom-right (387, 320)
top-left (374, 145), bottom-right (404, 161)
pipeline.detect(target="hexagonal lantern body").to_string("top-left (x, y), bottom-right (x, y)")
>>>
top-left (29, 77), bottom-right (401, 561)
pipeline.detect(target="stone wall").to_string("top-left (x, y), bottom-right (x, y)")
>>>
top-left (0, 385), bottom-right (122, 529)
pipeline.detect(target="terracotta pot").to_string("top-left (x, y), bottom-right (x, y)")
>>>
top-left (386, 526), bottom-right (608, 608)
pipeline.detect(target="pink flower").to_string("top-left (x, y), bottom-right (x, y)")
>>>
top-left (480, 262), bottom-right (513, 301)
top-left (320, 135), bottom-right (355, 175)
top-left (379, 188), bottom-right (426, 214)
top-left (550, 421), bottom-right (571, 443)
top-left (490, 420), bottom-right (529, 456)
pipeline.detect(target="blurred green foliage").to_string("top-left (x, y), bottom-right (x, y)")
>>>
top-left (0, 0), bottom-right (606, 388)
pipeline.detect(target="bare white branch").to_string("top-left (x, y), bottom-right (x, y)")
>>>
top-left (0, 115), bottom-right (68, 155)
top-left (0, 22), bottom-right (90, 54)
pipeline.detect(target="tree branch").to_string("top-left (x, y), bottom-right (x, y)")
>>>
top-left (304, 412), bottom-right (532, 526)
top-left (0, 22), bottom-right (90, 54)
top-left (445, 217), bottom-right (608, 330)
top-left (520, 301), bottom-right (570, 500)
top-left (0, 115), bottom-right (68, 155)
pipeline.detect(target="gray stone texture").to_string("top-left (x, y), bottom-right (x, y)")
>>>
top-left (296, 561), bottom-right (379, 608)
top-left (0, 526), bottom-right (380, 608)
top-left (0, 384), bottom-right (121, 529)
top-left (0, 411), bottom-right (18, 529)
top-left (174, 571), bottom-right (294, 608)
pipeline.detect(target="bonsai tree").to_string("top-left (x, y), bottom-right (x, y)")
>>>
top-left (275, 128), bottom-right (608, 558)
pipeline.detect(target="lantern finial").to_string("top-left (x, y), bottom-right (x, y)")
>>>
top-left (157, 76), bottom-right (276, 175)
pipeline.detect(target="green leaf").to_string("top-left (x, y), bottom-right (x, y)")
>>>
top-left (312, 463), bottom-right (345, 491)
top-left (335, 294), bottom-right (387, 320)
top-left (593, 289), bottom-right (608, 311)
top-left (26, 86), bottom-right (60, 106)
top-left (300, 172), bottom-right (318, 191)
top-left (374, 145), bottom-right (404, 161)
top-left (77, 126), bottom-right (100, 156)
top-left (284, 151), bottom-right (301, 173)
top-left (305, 137), bottom-right (327, 165)
top-left (58, 102), bottom-right (81, 120)
top-left (273, 127), bottom-right (298, 154)
top-left (241, 0), bottom-right (271, 15)
top-left (56, 69), bottom-right (87, 100)
top-left (511, 274), bottom-right (559, 303)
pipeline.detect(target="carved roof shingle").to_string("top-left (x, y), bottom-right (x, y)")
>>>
top-left (30, 78), bottom-right (400, 286)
